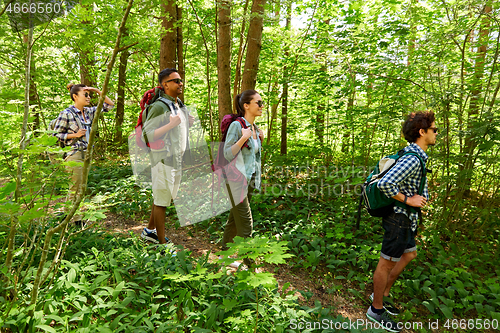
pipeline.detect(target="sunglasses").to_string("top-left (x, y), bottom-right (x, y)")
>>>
top-left (254, 100), bottom-right (264, 107)
top-left (428, 127), bottom-right (438, 133)
top-left (82, 92), bottom-right (89, 97)
top-left (166, 78), bottom-right (183, 84)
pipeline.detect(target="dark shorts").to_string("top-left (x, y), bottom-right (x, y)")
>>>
top-left (381, 212), bottom-right (417, 262)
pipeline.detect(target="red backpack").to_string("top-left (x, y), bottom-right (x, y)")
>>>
top-left (131, 86), bottom-right (165, 149)
top-left (211, 114), bottom-right (251, 173)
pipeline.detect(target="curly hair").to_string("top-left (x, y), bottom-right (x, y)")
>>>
top-left (402, 111), bottom-right (435, 143)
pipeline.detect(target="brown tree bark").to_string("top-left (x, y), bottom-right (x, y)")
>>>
top-left (177, 5), bottom-right (185, 102)
top-left (232, 0), bottom-right (250, 111)
top-left (160, 0), bottom-right (177, 70)
top-left (461, 4), bottom-right (492, 192)
top-left (217, 0), bottom-right (232, 121)
top-left (240, 0), bottom-right (267, 91)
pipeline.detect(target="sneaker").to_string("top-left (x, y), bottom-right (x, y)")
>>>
top-left (74, 220), bottom-right (86, 228)
top-left (366, 307), bottom-right (401, 332)
top-left (141, 228), bottom-right (172, 244)
top-left (369, 293), bottom-right (400, 316)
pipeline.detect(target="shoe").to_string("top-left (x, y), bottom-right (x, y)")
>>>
top-left (141, 228), bottom-right (172, 244)
top-left (369, 293), bottom-right (400, 316)
top-left (366, 307), bottom-right (401, 332)
top-left (74, 220), bottom-right (86, 228)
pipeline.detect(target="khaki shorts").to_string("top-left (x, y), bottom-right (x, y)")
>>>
top-left (151, 161), bottom-right (182, 207)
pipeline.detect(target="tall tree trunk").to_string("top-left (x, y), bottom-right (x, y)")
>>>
top-left (315, 20), bottom-right (329, 145)
top-left (341, 74), bottom-right (355, 155)
top-left (177, 5), bottom-right (185, 102)
top-left (240, 0), bottom-right (267, 91)
top-left (232, 0), bottom-right (250, 111)
top-left (7, 25), bottom-right (34, 284)
top-left (24, 33), bottom-right (40, 131)
top-left (280, 2), bottom-right (291, 155)
top-left (79, 3), bottom-right (96, 89)
top-left (217, 0), bottom-right (232, 121)
top-left (460, 4), bottom-right (492, 193)
top-left (115, 28), bottom-right (129, 144)
top-left (160, 0), bottom-right (177, 70)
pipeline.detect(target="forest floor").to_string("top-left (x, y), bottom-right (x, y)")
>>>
top-left (98, 212), bottom-right (422, 333)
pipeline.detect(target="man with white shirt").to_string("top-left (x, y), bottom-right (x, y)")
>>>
top-left (140, 68), bottom-right (194, 247)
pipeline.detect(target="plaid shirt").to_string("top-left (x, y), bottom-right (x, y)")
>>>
top-left (53, 103), bottom-right (112, 154)
top-left (378, 143), bottom-right (429, 231)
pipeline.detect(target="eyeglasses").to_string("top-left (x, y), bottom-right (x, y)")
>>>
top-left (166, 78), bottom-right (183, 84)
top-left (254, 100), bottom-right (264, 107)
top-left (428, 127), bottom-right (438, 133)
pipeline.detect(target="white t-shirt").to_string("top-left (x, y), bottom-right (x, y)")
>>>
top-left (252, 137), bottom-right (259, 154)
top-left (174, 102), bottom-right (187, 153)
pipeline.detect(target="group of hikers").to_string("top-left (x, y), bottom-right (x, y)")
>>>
top-left (52, 67), bottom-right (438, 332)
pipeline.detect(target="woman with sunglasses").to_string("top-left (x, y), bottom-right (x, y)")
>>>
top-left (53, 84), bottom-right (114, 219)
top-left (220, 89), bottom-right (264, 268)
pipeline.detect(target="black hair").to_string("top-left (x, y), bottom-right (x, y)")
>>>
top-left (402, 111), bottom-right (436, 143)
top-left (158, 68), bottom-right (178, 84)
top-left (67, 83), bottom-right (86, 101)
top-left (234, 89), bottom-right (259, 117)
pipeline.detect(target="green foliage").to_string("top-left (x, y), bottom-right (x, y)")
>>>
top-left (0, 231), bottom-right (313, 332)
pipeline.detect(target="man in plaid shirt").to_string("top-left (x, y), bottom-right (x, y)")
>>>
top-left (366, 111), bottom-right (438, 332)
top-left (53, 84), bottom-right (114, 220)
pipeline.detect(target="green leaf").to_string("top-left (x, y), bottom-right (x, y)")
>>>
top-left (236, 271), bottom-right (276, 288)
top-left (35, 325), bottom-right (56, 333)
top-left (422, 301), bottom-right (435, 313)
top-left (439, 304), bottom-right (453, 319)
top-left (0, 181), bottom-right (16, 200)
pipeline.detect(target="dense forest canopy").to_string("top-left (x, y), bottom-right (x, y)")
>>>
top-left (0, 0), bottom-right (499, 331)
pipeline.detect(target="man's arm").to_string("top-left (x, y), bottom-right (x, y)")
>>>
top-left (377, 155), bottom-right (427, 208)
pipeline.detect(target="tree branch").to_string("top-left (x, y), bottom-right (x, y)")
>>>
top-left (0, 0), bottom-right (14, 17)
top-left (118, 41), bottom-right (138, 53)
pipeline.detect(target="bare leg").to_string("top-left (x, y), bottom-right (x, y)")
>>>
top-left (372, 257), bottom-right (397, 309)
top-left (384, 251), bottom-right (417, 296)
top-left (147, 204), bottom-right (156, 229)
top-left (154, 205), bottom-right (167, 244)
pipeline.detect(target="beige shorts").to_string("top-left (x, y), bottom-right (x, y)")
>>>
top-left (151, 161), bottom-right (182, 207)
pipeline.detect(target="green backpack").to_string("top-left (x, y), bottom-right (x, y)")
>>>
top-left (356, 149), bottom-right (426, 229)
